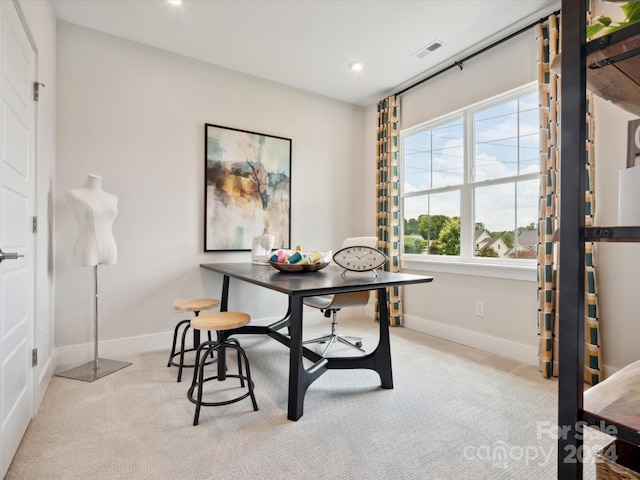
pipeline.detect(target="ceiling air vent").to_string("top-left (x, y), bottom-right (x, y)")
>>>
top-left (413, 40), bottom-right (444, 59)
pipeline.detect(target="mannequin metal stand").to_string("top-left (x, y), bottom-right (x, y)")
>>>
top-left (56, 265), bottom-right (131, 382)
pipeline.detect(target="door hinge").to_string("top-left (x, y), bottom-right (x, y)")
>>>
top-left (32, 348), bottom-right (38, 367)
top-left (32, 216), bottom-right (38, 233)
top-left (33, 82), bottom-right (45, 101)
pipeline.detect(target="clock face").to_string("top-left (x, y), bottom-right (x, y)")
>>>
top-left (333, 246), bottom-right (387, 272)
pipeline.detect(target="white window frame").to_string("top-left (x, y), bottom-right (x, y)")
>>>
top-left (400, 83), bottom-right (538, 282)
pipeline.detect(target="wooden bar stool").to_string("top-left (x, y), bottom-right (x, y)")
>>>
top-left (167, 298), bottom-right (220, 382)
top-left (187, 312), bottom-right (258, 426)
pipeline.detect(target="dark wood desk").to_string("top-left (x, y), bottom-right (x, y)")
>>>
top-left (200, 262), bottom-right (433, 420)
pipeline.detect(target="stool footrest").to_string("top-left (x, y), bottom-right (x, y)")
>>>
top-left (168, 348), bottom-right (217, 369)
top-left (187, 375), bottom-right (256, 407)
top-left (189, 338), bottom-right (258, 425)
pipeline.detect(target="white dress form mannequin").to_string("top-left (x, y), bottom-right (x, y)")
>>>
top-left (66, 174), bottom-right (118, 266)
top-left (57, 174), bottom-right (130, 381)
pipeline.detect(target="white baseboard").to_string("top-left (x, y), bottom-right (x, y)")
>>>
top-left (56, 331), bottom-right (174, 367)
top-left (402, 314), bottom-right (539, 367)
top-left (55, 310), bottom-right (615, 381)
top-left (54, 313), bottom-right (323, 367)
top-left (55, 309), bottom-right (538, 370)
top-left (34, 350), bottom-right (58, 412)
top-left (37, 351), bottom-right (57, 385)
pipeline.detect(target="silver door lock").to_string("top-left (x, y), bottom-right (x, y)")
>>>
top-left (0, 248), bottom-right (24, 264)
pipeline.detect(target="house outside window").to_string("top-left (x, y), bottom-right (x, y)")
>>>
top-left (401, 83), bottom-right (539, 266)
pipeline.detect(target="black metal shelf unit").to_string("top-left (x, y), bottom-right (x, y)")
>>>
top-left (585, 226), bottom-right (640, 242)
top-left (558, 2), bottom-right (640, 479)
top-left (582, 413), bottom-right (640, 447)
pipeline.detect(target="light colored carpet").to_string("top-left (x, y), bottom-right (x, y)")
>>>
top-left (7, 317), bottom-right (610, 479)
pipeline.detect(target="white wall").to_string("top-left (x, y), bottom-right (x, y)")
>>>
top-left (401, 33), bottom-right (537, 128)
top-left (592, 98), bottom-right (640, 372)
top-left (55, 22), bottom-right (366, 362)
top-left (17, 0), bottom-right (57, 409)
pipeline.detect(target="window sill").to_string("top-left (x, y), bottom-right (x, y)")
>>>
top-left (401, 256), bottom-right (537, 282)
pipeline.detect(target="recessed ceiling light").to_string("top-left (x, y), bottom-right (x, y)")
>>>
top-left (349, 62), bottom-right (363, 71)
top-left (167, 0), bottom-right (182, 5)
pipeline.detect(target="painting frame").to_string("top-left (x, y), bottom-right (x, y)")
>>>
top-left (204, 123), bottom-right (292, 252)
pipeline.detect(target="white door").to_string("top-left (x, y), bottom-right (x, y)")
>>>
top-left (0, 0), bottom-right (36, 476)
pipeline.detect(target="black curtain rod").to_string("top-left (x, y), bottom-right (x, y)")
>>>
top-left (394, 9), bottom-right (562, 97)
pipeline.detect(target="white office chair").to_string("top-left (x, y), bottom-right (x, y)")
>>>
top-left (303, 236), bottom-right (378, 356)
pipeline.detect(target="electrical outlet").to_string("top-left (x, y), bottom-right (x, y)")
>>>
top-left (475, 301), bottom-right (485, 317)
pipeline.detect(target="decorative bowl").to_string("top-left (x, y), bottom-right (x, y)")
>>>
top-left (269, 260), bottom-right (330, 273)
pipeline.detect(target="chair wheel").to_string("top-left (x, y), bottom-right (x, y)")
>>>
top-left (356, 342), bottom-right (362, 348)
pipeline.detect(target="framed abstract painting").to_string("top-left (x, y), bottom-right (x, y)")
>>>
top-left (204, 123), bottom-right (291, 251)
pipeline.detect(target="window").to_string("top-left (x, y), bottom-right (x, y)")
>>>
top-left (401, 84), bottom-right (539, 267)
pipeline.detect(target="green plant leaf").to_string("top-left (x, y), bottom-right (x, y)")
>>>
top-left (586, 3), bottom-right (640, 39)
top-left (622, 2), bottom-right (640, 23)
top-left (587, 23), bottom-right (605, 38)
top-left (597, 15), bottom-right (613, 27)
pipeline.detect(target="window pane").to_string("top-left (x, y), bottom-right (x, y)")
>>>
top-left (474, 100), bottom-right (518, 181)
top-left (519, 93), bottom-right (540, 175)
top-left (403, 132), bottom-right (431, 192)
top-left (403, 118), bottom-right (463, 193)
top-left (400, 86), bottom-right (539, 263)
top-left (429, 191), bottom-right (461, 256)
top-left (403, 196), bottom-right (429, 254)
top-left (431, 119), bottom-right (464, 189)
top-left (475, 100), bottom-right (517, 122)
top-left (513, 179), bottom-right (539, 259)
top-left (403, 191), bottom-right (460, 256)
top-left (474, 183), bottom-right (515, 258)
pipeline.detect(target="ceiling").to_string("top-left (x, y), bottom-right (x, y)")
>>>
top-left (51, 0), bottom-right (560, 107)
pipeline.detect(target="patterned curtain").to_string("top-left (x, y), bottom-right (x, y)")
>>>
top-left (536, 13), bottom-right (602, 385)
top-left (376, 95), bottom-right (402, 326)
top-left (584, 96), bottom-right (602, 385)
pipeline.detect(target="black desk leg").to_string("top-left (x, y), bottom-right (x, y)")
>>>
top-left (217, 275), bottom-right (230, 381)
top-left (286, 296), bottom-right (329, 420)
top-left (193, 328), bottom-right (201, 350)
top-left (288, 295), bottom-right (307, 421)
top-left (220, 275), bottom-right (230, 312)
top-left (377, 287), bottom-right (393, 389)
top-left (191, 307), bottom-right (208, 352)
